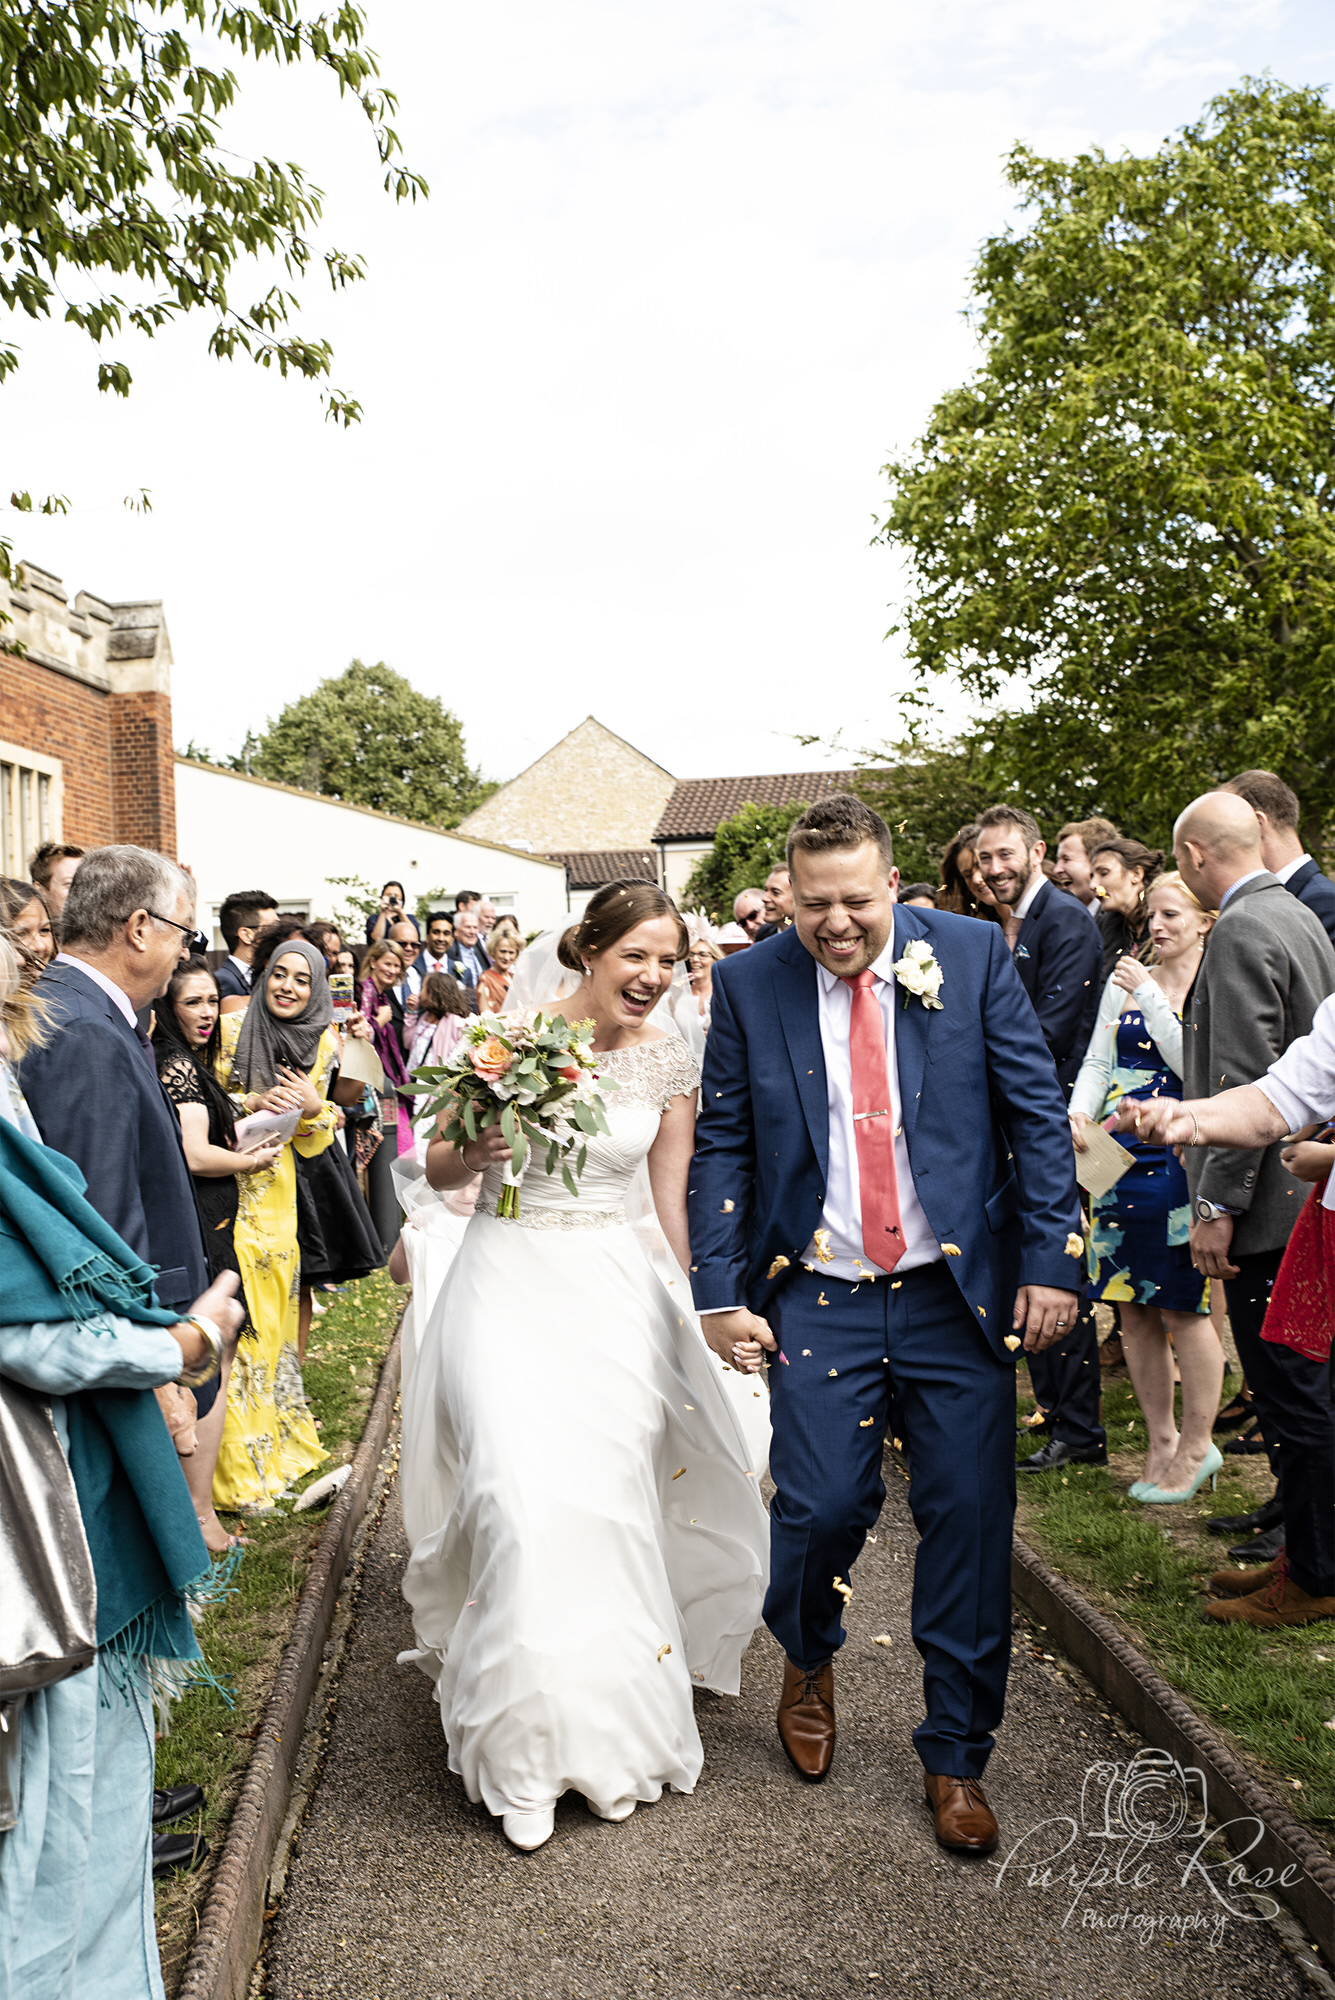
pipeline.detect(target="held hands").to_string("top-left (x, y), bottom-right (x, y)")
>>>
top-left (171, 1271), bottom-right (245, 1375)
top-left (1110, 954), bottom-right (1149, 996)
top-left (1013, 1286), bottom-right (1080, 1354)
top-left (1111, 1097), bottom-right (1193, 1149)
top-left (458, 1126), bottom-right (513, 1173)
top-left (1281, 1138), bottom-right (1335, 1185)
top-left (1190, 1215), bottom-right (1239, 1280)
top-left (701, 1306), bottom-right (775, 1375)
top-left (274, 1063), bottom-right (322, 1119)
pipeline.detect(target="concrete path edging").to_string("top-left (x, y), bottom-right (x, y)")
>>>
top-left (1012, 1533), bottom-right (1335, 1961)
top-left (175, 1320), bottom-right (403, 2000)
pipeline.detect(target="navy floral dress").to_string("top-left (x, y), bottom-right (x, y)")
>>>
top-left (1087, 1007), bottom-right (1210, 1315)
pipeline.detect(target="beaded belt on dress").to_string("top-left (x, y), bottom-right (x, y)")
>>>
top-left (491, 1202), bottom-right (627, 1231)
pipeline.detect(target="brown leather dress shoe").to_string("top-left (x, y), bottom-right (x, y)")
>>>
top-left (1208, 1554), bottom-right (1284, 1597)
top-left (776, 1657), bottom-right (835, 1781)
top-left (1203, 1562), bottom-right (1335, 1629)
top-left (923, 1773), bottom-right (999, 1854)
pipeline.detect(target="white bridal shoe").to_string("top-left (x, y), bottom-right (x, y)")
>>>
top-left (501, 1808), bottom-right (554, 1851)
top-left (586, 1796), bottom-right (637, 1822)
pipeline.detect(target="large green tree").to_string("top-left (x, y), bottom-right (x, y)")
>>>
top-left (0, 0), bottom-right (424, 421)
top-left (252, 660), bottom-right (489, 828)
top-left (681, 801), bottom-right (805, 920)
top-left (879, 78), bottom-right (1335, 857)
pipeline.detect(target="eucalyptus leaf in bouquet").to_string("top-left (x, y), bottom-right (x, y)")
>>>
top-left (408, 1011), bottom-right (616, 1217)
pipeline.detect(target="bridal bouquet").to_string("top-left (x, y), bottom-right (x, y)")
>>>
top-left (409, 1012), bottom-right (614, 1218)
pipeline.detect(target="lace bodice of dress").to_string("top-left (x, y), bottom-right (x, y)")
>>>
top-left (478, 1034), bottom-right (700, 1229)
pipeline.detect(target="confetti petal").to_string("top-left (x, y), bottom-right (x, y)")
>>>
top-left (1004, 1335), bottom-right (1022, 1351)
top-left (671, 1467), bottom-right (687, 1480)
top-left (859, 1417), bottom-right (874, 1428)
top-left (977, 1306), bottom-right (986, 1318)
top-left (1064, 1233), bottom-right (1084, 1258)
top-left (721, 1199), bottom-right (735, 1213)
top-left (657, 1643), bottom-right (672, 1661)
top-left (833, 1575), bottom-right (853, 1605)
top-left (941, 1243), bottom-right (961, 1256)
top-left (766, 1255), bottom-right (791, 1279)
top-left (817, 1291), bottom-right (829, 1306)
top-left (813, 1228), bottom-right (834, 1264)
top-left (872, 1634), bottom-right (893, 1648)
top-left (828, 1368), bottom-right (838, 1377)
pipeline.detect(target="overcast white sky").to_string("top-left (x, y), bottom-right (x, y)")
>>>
top-left (5, 1), bottom-right (1333, 786)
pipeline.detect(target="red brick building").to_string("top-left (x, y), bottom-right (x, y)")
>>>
top-left (1, 560), bottom-right (177, 874)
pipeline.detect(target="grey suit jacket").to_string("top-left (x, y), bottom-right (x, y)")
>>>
top-left (1183, 874), bottom-right (1335, 1255)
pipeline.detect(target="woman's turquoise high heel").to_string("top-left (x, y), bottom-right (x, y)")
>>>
top-left (1137, 1443), bottom-right (1222, 1505)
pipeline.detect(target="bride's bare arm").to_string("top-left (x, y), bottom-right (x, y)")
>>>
top-left (425, 1120), bottom-right (511, 1189)
top-left (647, 1091), bottom-right (695, 1274)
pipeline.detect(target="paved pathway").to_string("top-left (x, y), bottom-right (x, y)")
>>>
top-left (265, 1463), bottom-right (1308, 1999)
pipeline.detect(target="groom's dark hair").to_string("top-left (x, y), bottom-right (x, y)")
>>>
top-left (787, 794), bottom-right (894, 872)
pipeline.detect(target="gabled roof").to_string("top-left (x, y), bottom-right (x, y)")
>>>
top-left (653, 771), bottom-right (862, 843)
top-left (546, 849), bottom-right (660, 889)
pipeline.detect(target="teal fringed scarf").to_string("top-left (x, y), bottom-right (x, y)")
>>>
top-left (0, 1119), bottom-right (213, 1666)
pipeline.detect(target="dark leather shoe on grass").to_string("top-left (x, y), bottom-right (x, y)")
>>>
top-left (1227, 1524), bottom-right (1285, 1565)
top-left (152, 1831), bottom-right (209, 1878)
top-left (776, 1657), bottom-right (835, 1781)
top-left (1203, 1563), bottom-right (1335, 1630)
top-left (1018, 1436), bottom-right (1107, 1473)
top-left (1206, 1488), bottom-right (1282, 1537)
top-left (923, 1773), bottom-right (998, 1853)
top-left (153, 1781), bottom-right (205, 1826)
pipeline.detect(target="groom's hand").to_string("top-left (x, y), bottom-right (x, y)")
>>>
top-left (700, 1307), bottom-right (776, 1374)
top-left (1013, 1286), bottom-right (1080, 1353)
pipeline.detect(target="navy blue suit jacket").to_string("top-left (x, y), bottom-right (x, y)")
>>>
top-left (1286, 858), bottom-right (1335, 949)
top-left (20, 962), bottom-right (209, 1311)
top-left (1010, 877), bottom-right (1102, 1094)
top-left (213, 956), bottom-right (251, 1000)
top-left (687, 909), bottom-right (1083, 1360)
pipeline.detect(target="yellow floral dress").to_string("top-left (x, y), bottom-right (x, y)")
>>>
top-left (212, 1015), bottom-right (335, 1510)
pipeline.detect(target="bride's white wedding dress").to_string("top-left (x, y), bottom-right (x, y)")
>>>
top-left (397, 1033), bottom-right (769, 1836)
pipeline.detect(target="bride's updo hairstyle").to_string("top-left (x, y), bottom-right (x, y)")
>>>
top-left (557, 879), bottom-right (689, 972)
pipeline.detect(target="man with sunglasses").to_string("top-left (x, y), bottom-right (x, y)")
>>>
top-left (733, 888), bottom-right (766, 942)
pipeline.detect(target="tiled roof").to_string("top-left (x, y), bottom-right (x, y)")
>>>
top-left (545, 849), bottom-right (660, 889)
top-left (652, 771), bottom-right (862, 842)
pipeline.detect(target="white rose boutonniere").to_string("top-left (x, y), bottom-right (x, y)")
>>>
top-left (893, 937), bottom-right (944, 1010)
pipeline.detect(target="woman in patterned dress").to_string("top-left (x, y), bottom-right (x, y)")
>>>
top-left (211, 940), bottom-right (332, 1511)
top-left (1070, 874), bottom-right (1221, 1501)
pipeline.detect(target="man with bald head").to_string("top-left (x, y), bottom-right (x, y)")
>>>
top-left (1173, 789), bottom-right (1335, 1615)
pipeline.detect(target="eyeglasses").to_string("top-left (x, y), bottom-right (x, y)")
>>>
top-left (144, 909), bottom-right (211, 953)
top-left (740, 911), bottom-right (765, 929)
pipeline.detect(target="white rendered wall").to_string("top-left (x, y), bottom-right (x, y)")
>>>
top-left (175, 760), bottom-right (567, 944)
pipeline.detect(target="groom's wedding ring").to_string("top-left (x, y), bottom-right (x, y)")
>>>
top-left (1055, 1318), bottom-right (1067, 1328)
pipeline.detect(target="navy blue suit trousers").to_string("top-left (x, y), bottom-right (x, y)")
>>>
top-left (764, 1262), bottom-right (1016, 1777)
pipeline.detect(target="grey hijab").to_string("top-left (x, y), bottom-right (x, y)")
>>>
top-left (232, 938), bottom-right (332, 1092)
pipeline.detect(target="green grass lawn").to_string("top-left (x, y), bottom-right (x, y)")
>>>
top-left (1015, 1363), bottom-right (1335, 1838)
top-left (153, 1270), bottom-right (405, 1993)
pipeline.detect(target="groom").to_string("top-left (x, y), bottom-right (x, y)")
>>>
top-left (688, 795), bottom-right (1082, 1853)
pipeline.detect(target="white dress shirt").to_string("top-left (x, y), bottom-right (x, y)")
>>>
top-left (53, 951), bottom-right (137, 1028)
top-left (1258, 992), bottom-right (1335, 1212)
top-left (800, 931), bottom-right (942, 1282)
top-left (1274, 853), bottom-right (1314, 887)
top-left (1010, 869), bottom-right (1047, 924)
top-left (224, 952), bottom-right (253, 989)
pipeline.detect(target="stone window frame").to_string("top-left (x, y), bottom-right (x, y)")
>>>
top-left (0, 739), bottom-right (63, 880)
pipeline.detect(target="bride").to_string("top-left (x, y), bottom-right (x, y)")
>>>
top-left (397, 880), bottom-right (769, 1851)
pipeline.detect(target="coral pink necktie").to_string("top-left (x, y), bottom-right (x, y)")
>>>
top-left (842, 967), bottom-right (904, 1274)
